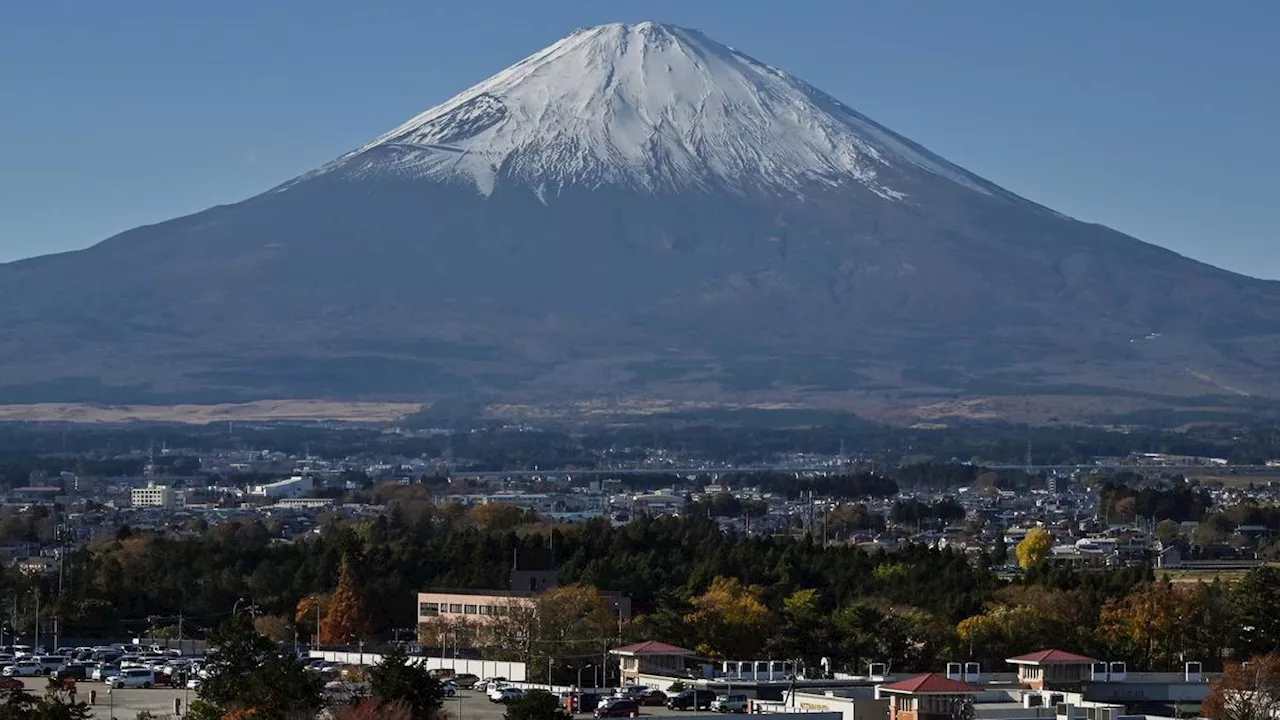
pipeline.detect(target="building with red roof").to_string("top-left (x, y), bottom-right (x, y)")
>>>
top-left (612, 640), bottom-right (695, 684)
top-left (1006, 649), bottom-right (1097, 690)
top-left (879, 673), bottom-right (980, 720)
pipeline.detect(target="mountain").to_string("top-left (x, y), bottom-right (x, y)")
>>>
top-left (3, 22), bottom-right (1279, 420)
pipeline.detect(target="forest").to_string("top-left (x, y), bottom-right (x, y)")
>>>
top-left (6, 499), bottom-right (1279, 678)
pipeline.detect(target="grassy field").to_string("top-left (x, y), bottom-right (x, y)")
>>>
top-left (0, 400), bottom-right (424, 423)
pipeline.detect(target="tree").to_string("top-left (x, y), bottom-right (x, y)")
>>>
top-left (294, 593), bottom-right (331, 644)
top-left (1015, 528), bottom-right (1053, 570)
top-left (254, 615), bottom-right (294, 644)
top-left (505, 691), bottom-right (571, 720)
top-left (1099, 581), bottom-right (1187, 670)
top-left (321, 555), bottom-right (372, 646)
top-left (1234, 567), bottom-right (1280, 658)
top-left (194, 614), bottom-right (325, 720)
top-left (367, 646), bottom-right (443, 720)
top-left (1204, 654), bottom-right (1280, 720)
top-left (767, 589), bottom-right (833, 664)
top-left (487, 586), bottom-right (617, 676)
top-left (0, 681), bottom-right (93, 720)
top-left (684, 577), bottom-right (772, 659)
top-left (470, 504), bottom-right (529, 530)
top-left (1155, 519), bottom-right (1181, 544)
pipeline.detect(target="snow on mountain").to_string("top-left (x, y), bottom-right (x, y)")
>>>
top-left (303, 22), bottom-right (1006, 200)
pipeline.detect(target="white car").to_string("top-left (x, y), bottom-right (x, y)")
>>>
top-left (490, 687), bottom-right (525, 703)
top-left (92, 664), bottom-right (119, 681)
top-left (107, 668), bottom-right (155, 689)
top-left (3, 661), bottom-right (42, 677)
top-left (710, 694), bottom-right (749, 713)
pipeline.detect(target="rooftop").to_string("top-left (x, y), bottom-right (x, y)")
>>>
top-left (880, 673), bottom-right (982, 694)
top-left (612, 640), bottom-right (693, 656)
top-left (1007, 649), bottom-right (1096, 665)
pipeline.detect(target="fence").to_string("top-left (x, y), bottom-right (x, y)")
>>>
top-left (308, 650), bottom-right (527, 681)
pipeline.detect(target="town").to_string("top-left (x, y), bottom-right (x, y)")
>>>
top-left (1, 420), bottom-right (1280, 718)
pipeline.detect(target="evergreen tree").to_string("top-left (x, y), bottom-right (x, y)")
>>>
top-left (367, 645), bottom-right (444, 720)
top-left (505, 691), bottom-right (572, 720)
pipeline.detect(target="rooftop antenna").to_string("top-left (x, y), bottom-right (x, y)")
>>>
top-left (1025, 438), bottom-right (1033, 477)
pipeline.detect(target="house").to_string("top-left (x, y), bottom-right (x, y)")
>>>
top-left (878, 673), bottom-right (981, 720)
top-left (1155, 541), bottom-right (1184, 569)
top-left (612, 640), bottom-right (695, 685)
top-left (1006, 650), bottom-right (1096, 690)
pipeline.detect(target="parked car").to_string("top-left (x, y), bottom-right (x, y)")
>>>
top-left (478, 677), bottom-right (509, 692)
top-left (595, 698), bottom-right (640, 718)
top-left (3, 661), bottom-right (42, 677)
top-left (616, 686), bottom-right (650, 701)
top-left (52, 664), bottom-right (90, 681)
top-left (451, 673), bottom-right (480, 688)
top-left (91, 664), bottom-right (119, 682)
top-left (490, 687), bottom-right (526, 703)
top-left (710, 694), bottom-right (748, 713)
top-left (639, 690), bottom-right (668, 706)
top-left (667, 689), bottom-right (716, 711)
top-left (442, 682), bottom-right (457, 697)
top-left (107, 668), bottom-right (155, 689)
top-left (36, 656), bottom-right (67, 674)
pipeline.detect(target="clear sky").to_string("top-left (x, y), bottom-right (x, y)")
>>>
top-left (1, 1), bottom-right (1276, 277)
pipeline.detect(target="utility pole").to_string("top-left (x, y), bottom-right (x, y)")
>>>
top-left (33, 590), bottom-right (39, 652)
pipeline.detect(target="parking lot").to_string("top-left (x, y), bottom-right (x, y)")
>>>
top-left (12, 680), bottom-right (722, 719)
top-left (18, 677), bottom-right (192, 719)
top-left (451, 689), bottom-right (725, 720)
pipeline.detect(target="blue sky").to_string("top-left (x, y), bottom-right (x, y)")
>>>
top-left (1, 1), bottom-right (1276, 277)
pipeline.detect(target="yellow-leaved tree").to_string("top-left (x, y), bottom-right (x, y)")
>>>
top-left (1015, 527), bottom-right (1054, 569)
top-left (684, 576), bottom-right (772, 659)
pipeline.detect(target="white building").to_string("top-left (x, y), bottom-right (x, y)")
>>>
top-left (250, 475), bottom-right (314, 499)
top-left (131, 484), bottom-right (181, 508)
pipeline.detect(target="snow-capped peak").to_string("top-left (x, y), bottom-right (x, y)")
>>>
top-left (310, 22), bottom-right (1001, 200)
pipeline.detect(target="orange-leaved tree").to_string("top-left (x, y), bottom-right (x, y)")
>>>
top-left (1204, 654), bottom-right (1280, 720)
top-left (321, 554), bottom-right (372, 645)
top-left (295, 592), bottom-right (331, 644)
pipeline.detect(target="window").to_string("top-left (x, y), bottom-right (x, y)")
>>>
top-left (449, 604), bottom-right (463, 613)
top-left (419, 602), bottom-right (439, 617)
top-left (478, 606), bottom-right (492, 615)
top-left (464, 605), bottom-right (477, 614)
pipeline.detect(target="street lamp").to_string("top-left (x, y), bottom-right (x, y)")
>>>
top-left (573, 663), bottom-right (594, 690)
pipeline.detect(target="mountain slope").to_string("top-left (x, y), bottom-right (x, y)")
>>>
top-left (2, 21), bottom-right (1278, 416)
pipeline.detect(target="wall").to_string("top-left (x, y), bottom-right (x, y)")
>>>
top-left (308, 650), bottom-right (527, 681)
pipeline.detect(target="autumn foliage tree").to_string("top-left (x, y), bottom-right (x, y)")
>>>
top-left (321, 555), bottom-right (372, 645)
top-left (295, 593), bottom-right (331, 644)
top-left (684, 576), bottom-right (772, 659)
top-left (1099, 580), bottom-right (1233, 671)
top-left (1015, 527), bottom-right (1053, 569)
top-left (1204, 654), bottom-right (1280, 720)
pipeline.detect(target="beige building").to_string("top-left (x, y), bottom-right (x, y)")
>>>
top-left (131, 484), bottom-right (181, 508)
top-left (416, 566), bottom-right (631, 649)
